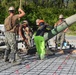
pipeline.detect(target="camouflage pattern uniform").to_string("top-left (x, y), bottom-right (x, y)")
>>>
top-left (54, 14), bottom-right (68, 50)
top-left (4, 15), bottom-right (19, 62)
top-left (4, 32), bottom-right (16, 61)
top-left (54, 19), bottom-right (65, 50)
top-left (55, 32), bottom-right (65, 50)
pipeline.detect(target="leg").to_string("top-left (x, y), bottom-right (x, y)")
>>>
top-left (55, 35), bottom-right (58, 50)
top-left (9, 33), bottom-right (17, 62)
top-left (4, 32), bottom-right (11, 62)
top-left (34, 36), bottom-right (40, 56)
top-left (60, 32), bottom-right (65, 50)
top-left (38, 36), bottom-right (45, 59)
top-left (4, 49), bottom-right (10, 62)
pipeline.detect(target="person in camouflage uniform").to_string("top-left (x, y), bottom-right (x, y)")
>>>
top-left (54, 14), bottom-right (68, 50)
top-left (19, 20), bottom-right (32, 48)
top-left (4, 6), bottom-right (25, 63)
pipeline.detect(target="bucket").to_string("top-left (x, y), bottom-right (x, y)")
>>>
top-left (64, 42), bottom-right (67, 46)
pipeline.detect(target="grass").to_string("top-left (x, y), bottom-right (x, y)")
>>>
top-left (66, 31), bottom-right (76, 36)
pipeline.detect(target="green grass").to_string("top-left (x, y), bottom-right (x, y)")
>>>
top-left (66, 31), bottom-right (76, 36)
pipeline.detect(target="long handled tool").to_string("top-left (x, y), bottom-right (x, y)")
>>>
top-left (18, 0), bottom-right (22, 20)
top-left (19, 0), bottom-right (22, 9)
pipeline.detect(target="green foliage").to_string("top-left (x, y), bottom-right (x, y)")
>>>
top-left (0, 5), bottom-right (6, 24)
top-left (0, 0), bottom-right (76, 33)
top-left (69, 23), bottom-right (76, 31)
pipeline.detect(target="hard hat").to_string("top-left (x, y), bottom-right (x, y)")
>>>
top-left (59, 14), bottom-right (64, 19)
top-left (36, 19), bottom-right (40, 25)
top-left (22, 20), bottom-right (28, 25)
top-left (8, 6), bottom-right (15, 11)
top-left (36, 19), bottom-right (40, 23)
top-left (38, 20), bottom-right (44, 25)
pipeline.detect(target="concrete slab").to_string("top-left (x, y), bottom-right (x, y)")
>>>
top-left (0, 36), bottom-right (76, 75)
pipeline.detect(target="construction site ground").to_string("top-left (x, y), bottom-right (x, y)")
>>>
top-left (0, 35), bottom-right (76, 75)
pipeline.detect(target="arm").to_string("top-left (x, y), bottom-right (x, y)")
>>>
top-left (54, 20), bottom-right (61, 27)
top-left (18, 8), bottom-right (25, 18)
top-left (19, 25), bottom-right (26, 40)
top-left (54, 23), bottom-right (57, 27)
top-left (64, 28), bottom-right (68, 33)
top-left (54, 21), bottom-right (59, 27)
top-left (25, 27), bottom-right (30, 35)
top-left (45, 25), bottom-right (52, 31)
top-left (19, 25), bottom-right (29, 45)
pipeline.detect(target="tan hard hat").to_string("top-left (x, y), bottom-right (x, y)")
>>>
top-left (23, 20), bottom-right (28, 25)
top-left (59, 14), bottom-right (64, 19)
top-left (36, 19), bottom-right (40, 23)
top-left (36, 19), bottom-right (40, 25)
top-left (8, 6), bottom-right (15, 11)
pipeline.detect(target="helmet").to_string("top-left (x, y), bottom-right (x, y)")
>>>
top-left (59, 14), bottom-right (64, 19)
top-left (36, 19), bottom-right (40, 25)
top-left (8, 6), bottom-right (15, 11)
top-left (36, 19), bottom-right (40, 23)
top-left (22, 20), bottom-right (28, 25)
top-left (38, 20), bottom-right (44, 25)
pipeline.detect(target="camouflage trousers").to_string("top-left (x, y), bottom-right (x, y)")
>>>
top-left (4, 32), bottom-right (17, 61)
top-left (55, 32), bottom-right (65, 50)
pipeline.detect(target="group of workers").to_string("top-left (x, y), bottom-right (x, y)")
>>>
top-left (3, 6), bottom-right (68, 63)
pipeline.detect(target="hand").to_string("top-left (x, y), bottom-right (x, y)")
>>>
top-left (18, 8), bottom-right (22, 12)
